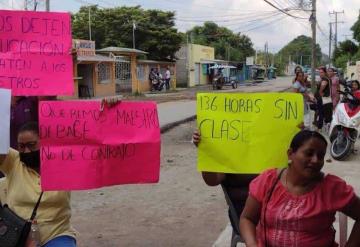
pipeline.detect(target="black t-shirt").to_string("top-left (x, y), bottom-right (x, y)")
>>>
top-left (316, 77), bottom-right (331, 99)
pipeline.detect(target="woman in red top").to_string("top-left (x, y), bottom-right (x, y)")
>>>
top-left (240, 130), bottom-right (360, 247)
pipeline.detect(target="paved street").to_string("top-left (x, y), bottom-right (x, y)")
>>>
top-left (158, 76), bottom-right (293, 130)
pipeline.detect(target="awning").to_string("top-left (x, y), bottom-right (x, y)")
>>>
top-left (200, 59), bottom-right (227, 64)
top-left (97, 47), bottom-right (148, 55)
top-left (209, 64), bottom-right (237, 69)
top-left (77, 55), bottom-right (115, 63)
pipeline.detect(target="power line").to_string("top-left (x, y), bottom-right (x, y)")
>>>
top-left (177, 11), bottom-right (278, 19)
top-left (329, 10), bottom-right (345, 48)
top-left (156, 0), bottom-right (271, 13)
top-left (235, 14), bottom-right (289, 33)
top-left (316, 22), bottom-right (328, 38)
top-left (177, 10), bottom-right (279, 21)
top-left (176, 11), bottom-right (281, 23)
top-left (263, 0), bottom-right (309, 19)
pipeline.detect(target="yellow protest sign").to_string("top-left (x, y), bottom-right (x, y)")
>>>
top-left (197, 93), bottom-right (304, 174)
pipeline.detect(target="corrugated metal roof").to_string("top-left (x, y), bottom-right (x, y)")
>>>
top-left (138, 59), bottom-right (175, 64)
top-left (77, 55), bottom-right (115, 62)
top-left (200, 59), bottom-right (227, 64)
top-left (97, 47), bottom-right (148, 55)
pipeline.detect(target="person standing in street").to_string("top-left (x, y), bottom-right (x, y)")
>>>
top-left (292, 71), bottom-right (316, 130)
top-left (292, 66), bottom-right (303, 84)
top-left (328, 67), bottom-right (340, 109)
top-left (314, 67), bottom-right (332, 131)
top-left (165, 67), bottom-right (171, 90)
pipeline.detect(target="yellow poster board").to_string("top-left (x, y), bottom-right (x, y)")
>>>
top-left (197, 93), bottom-right (304, 174)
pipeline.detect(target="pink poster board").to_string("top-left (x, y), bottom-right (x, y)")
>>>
top-left (0, 10), bottom-right (73, 96)
top-left (39, 101), bottom-right (161, 191)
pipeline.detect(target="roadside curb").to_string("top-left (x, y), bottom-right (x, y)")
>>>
top-left (159, 87), bottom-right (291, 134)
top-left (160, 115), bottom-right (196, 133)
top-left (160, 87), bottom-right (291, 134)
top-left (280, 87), bottom-right (292, 92)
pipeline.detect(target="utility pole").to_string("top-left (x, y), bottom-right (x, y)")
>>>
top-left (24, 0), bottom-right (27, 10)
top-left (329, 10), bottom-right (344, 48)
top-left (255, 49), bottom-right (258, 65)
top-left (45, 0), bottom-right (50, 11)
top-left (227, 45), bottom-right (230, 61)
top-left (264, 42), bottom-right (269, 79)
top-left (310, 0), bottom-right (317, 92)
top-left (132, 21), bottom-right (136, 49)
top-left (88, 6), bottom-right (92, 40)
top-left (329, 23), bottom-right (332, 65)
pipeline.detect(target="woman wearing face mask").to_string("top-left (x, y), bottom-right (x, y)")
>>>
top-left (0, 122), bottom-right (77, 247)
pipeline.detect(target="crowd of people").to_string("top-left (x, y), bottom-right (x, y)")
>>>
top-left (292, 66), bottom-right (360, 132)
top-left (193, 67), bottom-right (360, 246)
top-left (2, 61), bottom-right (360, 247)
top-left (149, 67), bottom-right (171, 92)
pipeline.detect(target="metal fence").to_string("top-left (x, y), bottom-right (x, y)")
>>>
top-left (115, 56), bottom-right (132, 92)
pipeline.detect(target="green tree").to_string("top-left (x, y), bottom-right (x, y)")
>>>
top-left (333, 40), bottom-right (358, 61)
top-left (72, 6), bottom-right (183, 60)
top-left (351, 13), bottom-right (360, 43)
top-left (275, 35), bottom-right (322, 73)
top-left (334, 54), bottom-right (351, 70)
top-left (186, 22), bottom-right (255, 61)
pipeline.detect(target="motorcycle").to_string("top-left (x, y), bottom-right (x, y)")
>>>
top-left (212, 74), bottom-right (225, 90)
top-left (212, 74), bottom-right (238, 90)
top-left (151, 77), bottom-right (166, 92)
top-left (329, 81), bottom-right (360, 160)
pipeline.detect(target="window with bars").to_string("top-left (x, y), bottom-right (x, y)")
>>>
top-left (98, 63), bottom-right (111, 84)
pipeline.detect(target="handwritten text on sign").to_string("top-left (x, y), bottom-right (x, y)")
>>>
top-left (0, 10), bottom-right (73, 96)
top-left (197, 93), bottom-right (303, 174)
top-left (39, 101), bottom-right (160, 191)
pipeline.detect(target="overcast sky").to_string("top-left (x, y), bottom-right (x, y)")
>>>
top-left (1, 0), bottom-right (359, 53)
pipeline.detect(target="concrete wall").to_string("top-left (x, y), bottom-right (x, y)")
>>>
top-left (188, 44), bottom-right (214, 87)
top-left (346, 61), bottom-right (360, 81)
top-left (175, 46), bottom-right (188, 87)
top-left (176, 44), bottom-right (215, 87)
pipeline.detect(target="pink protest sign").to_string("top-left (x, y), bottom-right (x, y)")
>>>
top-left (39, 101), bottom-right (160, 191)
top-left (0, 10), bottom-right (73, 96)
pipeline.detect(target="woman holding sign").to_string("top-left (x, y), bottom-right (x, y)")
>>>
top-left (239, 130), bottom-right (360, 247)
top-left (192, 130), bottom-right (258, 240)
top-left (0, 122), bottom-right (77, 247)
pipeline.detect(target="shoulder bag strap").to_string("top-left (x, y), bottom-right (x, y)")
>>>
top-left (263, 168), bottom-right (286, 247)
top-left (30, 192), bottom-right (43, 221)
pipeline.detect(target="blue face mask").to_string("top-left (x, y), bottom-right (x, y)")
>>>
top-left (19, 150), bottom-right (40, 170)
